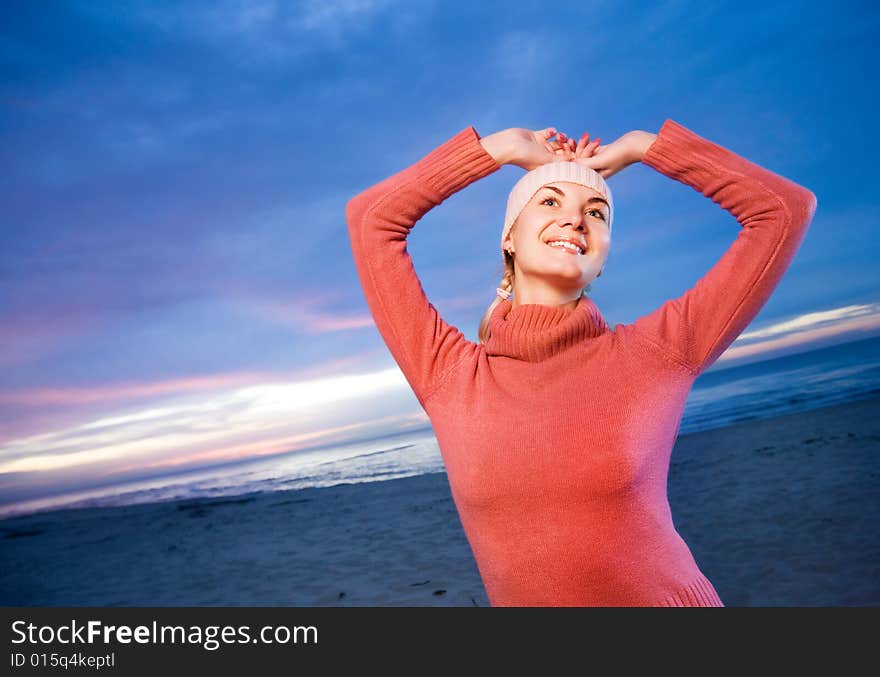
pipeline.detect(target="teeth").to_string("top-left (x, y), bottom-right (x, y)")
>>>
top-left (548, 241), bottom-right (584, 254)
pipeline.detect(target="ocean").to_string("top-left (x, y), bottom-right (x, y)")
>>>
top-left (3, 335), bottom-right (879, 519)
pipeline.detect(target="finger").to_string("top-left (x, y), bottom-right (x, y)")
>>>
top-left (580, 133), bottom-right (597, 157)
top-left (575, 156), bottom-right (603, 171)
top-left (576, 133), bottom-right (589, 155)
top-left (536, 129), bottom-right (556, 146)
top-left (578, 139), bottom-right (599, 158)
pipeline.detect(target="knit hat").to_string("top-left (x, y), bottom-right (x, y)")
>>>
top-left (501, 161), bottom-right (613, 253)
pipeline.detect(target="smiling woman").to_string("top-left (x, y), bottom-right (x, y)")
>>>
top-left (491, 163), bottom-right (614, 317)
top-left (345, 119), bottom-right (817, 606)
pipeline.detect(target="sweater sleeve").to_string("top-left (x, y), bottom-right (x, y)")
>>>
top-left (345, 126), bottom-right (502, 406)
top-left (630, 119), bottom-right (818, 376)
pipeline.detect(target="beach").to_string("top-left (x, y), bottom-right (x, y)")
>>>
top-left (2, 395), bottom-right (878, 607)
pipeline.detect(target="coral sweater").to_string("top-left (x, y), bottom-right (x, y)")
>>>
top-left (345, 119), bottom-right (817, 606)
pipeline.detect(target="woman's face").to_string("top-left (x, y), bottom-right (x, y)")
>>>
top-left (504, 181), bottom-right (611, 294)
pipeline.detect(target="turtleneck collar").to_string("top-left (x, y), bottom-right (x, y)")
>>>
top-left (484, 295), bottom-right (608, 362)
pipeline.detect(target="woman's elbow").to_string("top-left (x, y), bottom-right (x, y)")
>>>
top-left (345, 194), bottom-right (366, 229)
top-left (798, 188), bottom-right (818, 224)
top-left (784, 186), bottom-right (818, 229)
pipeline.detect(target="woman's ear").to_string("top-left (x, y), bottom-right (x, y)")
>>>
top-left (504, 224), bottom-right (517, 255)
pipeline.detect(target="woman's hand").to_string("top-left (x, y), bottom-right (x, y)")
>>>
top-left (570, 130), bottom-right (658, 179)
top-left (481, 127), bottom-right (586, 171)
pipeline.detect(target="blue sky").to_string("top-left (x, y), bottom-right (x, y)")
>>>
top-left (2, 0), bottom-right (879, 505)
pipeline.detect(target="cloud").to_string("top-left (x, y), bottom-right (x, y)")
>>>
top-left (0, 350), bottom-right (386, 410)
top-left (240, 285), bottom-right (491, 335)
top-left (248, 297), bottom-right (377, 333)
top-left (715, 303), bottom-right (880, 366)
top-left (0, 365), bottom-right (418, 476)
top-left (116, 0), bottom-right (405, 60)
top-left (737, 303), bottom-right (880, 342)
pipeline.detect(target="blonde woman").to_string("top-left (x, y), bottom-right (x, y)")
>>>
top-left (346, 119), bottom-right (817, 606)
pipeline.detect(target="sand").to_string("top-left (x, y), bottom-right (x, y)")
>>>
top-left (1, 396), bottom-right (878, 607)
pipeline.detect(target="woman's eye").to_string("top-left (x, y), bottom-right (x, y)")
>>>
top-left (542, 198), bottom-right (605, 221)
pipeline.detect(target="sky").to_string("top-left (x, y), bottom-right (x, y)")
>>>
top-left (2, 0), bottom-right (879, 505)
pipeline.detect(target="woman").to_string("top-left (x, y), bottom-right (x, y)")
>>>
top-left (345, 119), bottom-right (817, 607)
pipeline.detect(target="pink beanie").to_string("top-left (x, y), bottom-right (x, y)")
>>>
top-left (501, 161), bottom-right (613, 253)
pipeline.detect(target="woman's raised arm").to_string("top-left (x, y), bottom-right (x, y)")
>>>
top-left (346, 126), bottom-right (573, 405)
top-left (624, 119), bottom-right (818, 375)
top-left (345, 126), bottom-right (502, 407)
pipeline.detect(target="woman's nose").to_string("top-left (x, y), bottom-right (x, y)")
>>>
top-left (557, 214), bottom-right (585, 229)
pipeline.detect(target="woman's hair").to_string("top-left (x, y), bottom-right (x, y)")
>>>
top-left (477, 225), bottom-right (592, 344)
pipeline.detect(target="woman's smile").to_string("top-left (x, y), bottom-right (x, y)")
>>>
top-left (547, 241), bottom-right (584, 255)
top-left (544, 237), bottom-right (586, 255)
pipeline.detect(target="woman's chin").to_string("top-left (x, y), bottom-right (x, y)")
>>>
top-left (538, 272), bottom-right (593, 292)
top-left (539, 262), bottom-right (591, 281)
